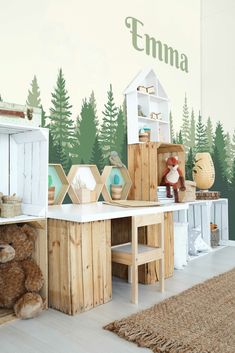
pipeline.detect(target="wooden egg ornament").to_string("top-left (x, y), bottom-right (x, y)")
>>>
top-left (193, 152), bottom-right (215, 190)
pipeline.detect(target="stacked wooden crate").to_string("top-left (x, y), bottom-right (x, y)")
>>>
top-left (112, 142), bottom-right (185, 284)
top-left (0, 117), bottom-right (48, 325)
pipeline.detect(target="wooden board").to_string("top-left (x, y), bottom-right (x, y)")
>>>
top-left (103, 200), bottom-right (160, 208)
top-left (48, 219), bottom-right (112, 315)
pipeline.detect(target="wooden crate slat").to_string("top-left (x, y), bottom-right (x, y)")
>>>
top-left (48, 219), bottom-right (61, 311)
top-left (69, 222), bottom-right (84, 314)
top-left (81, 222), bottom-right (94, 311)
top-left (0, 134), bottom-right (9, 194)
top-left (104, 220), bottom-right (112, 302)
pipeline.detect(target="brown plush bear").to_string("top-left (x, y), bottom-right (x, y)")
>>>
top-left (0, 224), bottom-right (45, 319)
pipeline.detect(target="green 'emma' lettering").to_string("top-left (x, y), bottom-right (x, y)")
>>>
top-left (125, 17), bottom-right (144, 51)
top-left (125, 16), bottom-right (189, 73)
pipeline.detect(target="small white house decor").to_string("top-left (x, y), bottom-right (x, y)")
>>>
top-left (124, 68), bottom-right (170, 144)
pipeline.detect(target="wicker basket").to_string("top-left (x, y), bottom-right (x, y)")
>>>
top-left (2, 194), bottom-right (22, 204)
top-left (0, 203), bottom-right (22, 218)
top-left (0, 193), bottom-right (22, 218)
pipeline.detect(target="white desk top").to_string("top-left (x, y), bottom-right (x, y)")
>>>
top-left (47, 202), bottom-right (189, 223)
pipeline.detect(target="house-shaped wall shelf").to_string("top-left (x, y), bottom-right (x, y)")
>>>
top-left (48, 164), bottom-right (70, 205)
top-left (67, 165), bottom-right (103, 203)
top-left (101, 166), bottom-right (132, 202)
top-left (124, 68), bottom-right (170, 144)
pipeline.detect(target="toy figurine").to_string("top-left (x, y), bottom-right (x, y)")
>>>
top-left (109, 151), bottom-right (125, 168)
top-left (160, 156), bottom-right (186, 203)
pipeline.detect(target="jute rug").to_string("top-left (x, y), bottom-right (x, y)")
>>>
top-left (105, 268), bottom-right (235, 353)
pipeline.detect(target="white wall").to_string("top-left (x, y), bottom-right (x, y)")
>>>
top-left (202, 0), bottom-right (235, 132)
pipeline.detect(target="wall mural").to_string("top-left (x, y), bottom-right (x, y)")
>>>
top-left (2, 68), bottom-right (232, 239)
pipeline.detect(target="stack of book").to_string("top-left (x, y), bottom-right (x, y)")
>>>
top-left (157, 186), bottom-right (175, 204)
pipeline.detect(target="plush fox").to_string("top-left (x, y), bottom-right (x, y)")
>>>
top-left (160, 156), bottom-right (186, 203)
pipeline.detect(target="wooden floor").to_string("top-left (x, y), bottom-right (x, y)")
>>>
top-left (1, 246), bottom-right (235, 353)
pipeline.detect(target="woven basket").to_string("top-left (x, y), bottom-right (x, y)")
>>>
top-left (2, 194), bottom-right (22, 204)
top-left (0, 202), bottom-right (22, 218)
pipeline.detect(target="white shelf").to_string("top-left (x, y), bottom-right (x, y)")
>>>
top-left (138, 116), bottom-right (168, 124)
top-left (137, 91), bottom-right (168, 102)
top-left (0, 214), bottom-right (46, 225)
top-left (125, 68), bottom-right (170, 144)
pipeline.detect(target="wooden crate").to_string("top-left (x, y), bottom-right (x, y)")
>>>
top-left (48, 219), bottom-right (112, 315)
top-left (128, 142), bottom-right (185, 201)
top-left (0, 218), bottom-right (48, 325)
top-left (111, 211), bottom-right (174, 284)
top-left (0, 123), bottom-right (48, 217)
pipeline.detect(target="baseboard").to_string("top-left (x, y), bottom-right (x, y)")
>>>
top-left (228, 240), bottom-right (235, 246)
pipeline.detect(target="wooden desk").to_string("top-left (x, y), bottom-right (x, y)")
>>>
top-left (48, 202), bottom-right (188, 315)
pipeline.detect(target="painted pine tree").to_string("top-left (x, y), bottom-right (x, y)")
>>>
top-left (41, 106), bottom-right (47, 128)
top-left (189, 109), bottom-right (196, 150)
top-left (195, 113), bottom-right (209, 152)
top-left (169, 111), bottom-right (175, 143)
top-left (90, 135), bottom-right (105, 172)
top-left (232, 130), bottom-right (235, 159)
top-left (212, 145), bottom-right (229, 198)
top-left (49, 69), bottom-right (74, 159)
top-left (114, 107), bottom-right (126, 157)
top-left (56, 143), bottom-right (69, 172)
top-left (206, 117), bottom-right (214, 154)
top-left (181, 94), bottom-right (190, 152)
top-left (0, 94), bottom-right (2, 101)
top-left (99, 84), bottom-right (118, 161)
top-left (26, 75), bottom-right (41, 107)
top-left (89, 91), bottom-right (99, 128)
top-left (185, 147), bottom-right (195, 180)
top-left (76, 99), bottom-right (97, 163)
top-left (177, 130), bottom-right (183, 144)
top-left (213, 121), bottom-right (228, 176)
top-left (225, 132), bottom-right (233, 181)
top-left (71, 115), bottom-right (80, 163)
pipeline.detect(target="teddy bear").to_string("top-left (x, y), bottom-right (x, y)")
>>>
top-left (0, 223), bottom-right (45, 319)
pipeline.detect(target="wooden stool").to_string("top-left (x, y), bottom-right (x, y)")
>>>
top-left (112, 213), bottom-right (165, 304)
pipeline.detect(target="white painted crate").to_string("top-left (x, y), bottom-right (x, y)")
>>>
top-left (0, 122), bottom-right (48, 217)
top-left (174, 199), bottom-right (229, 245)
